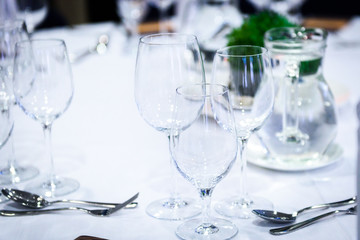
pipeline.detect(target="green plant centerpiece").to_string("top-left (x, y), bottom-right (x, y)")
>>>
top-left (225, 11), bottom-right (299, 94)
top-left (227, 10), bottom-right (298, 47)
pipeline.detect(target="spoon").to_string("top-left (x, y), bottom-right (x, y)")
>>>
top-left (0, 192), bottom-right (139, 217)
top-left (252, 196), bottom-right (356, 223)
top-left (69, 34), bottom-right (109, 63)
top-left (269, 205), bottom-right (357, 235)
top-left (1, 188), bottom-right (137, 209)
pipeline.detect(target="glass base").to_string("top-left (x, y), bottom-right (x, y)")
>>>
top-left (26, 175), bottom-right (79, 198)
top-left (215, 195), bottom-right (273, 219)
top-left (0, 165), bottom-right (39, 184)
top-left (176, 218), bottom-right (238, 240)
top-left (146, 197), bottom-right (201, 221)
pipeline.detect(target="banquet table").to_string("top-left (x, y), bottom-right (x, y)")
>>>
top-left (0, 18), bottom-right (360, 240)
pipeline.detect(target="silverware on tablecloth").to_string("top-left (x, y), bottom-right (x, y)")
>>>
top-left (69, 34), bottom-right (109, 63)
top-left (0, 192), bottom-right (139, 217)
top-left (1, 188), bottom-right (138, 209)
top-left (252, 196), bottom-right (356, 223)
top-left (269, 205), bottom-right (357, 235)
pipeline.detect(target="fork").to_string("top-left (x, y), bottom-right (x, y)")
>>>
top-left (270, 205), bottom-right (357, 235)
top-left (0, 192), bottom-right (139, 217)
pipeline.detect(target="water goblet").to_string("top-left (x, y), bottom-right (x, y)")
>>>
top-left (212, 45), bottom-right (275, 219)
top-left (0, 20), bottom-right (39, 185)
top-left (135, 33), bottom-right (204, 220)
top-left (170, 83), bottom-right (238, 239)
top-left (13, 39), bottom-right (78, 197)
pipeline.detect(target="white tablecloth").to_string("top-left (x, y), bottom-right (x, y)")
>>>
top-left (0, 18), bottom-right (359, 239)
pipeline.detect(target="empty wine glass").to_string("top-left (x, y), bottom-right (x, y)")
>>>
top-left (170, 83), bottom-right (238, 239)
top-left (13, 39), bottom-right (78, 197)
top-left (0, 57), bottom-right (14, 203)
top-left (212, 45), bottom-right (275, 219)
top-left (135, 33), bottom-right (204, 220)
top-left (0, 20), bottom-right (39, 185)
top-left (149, 0), bottom-right (175, 32)
top-left (116, 0), bottom-right (148, 53)
top-left (15, 0), bottom-right (48, 35)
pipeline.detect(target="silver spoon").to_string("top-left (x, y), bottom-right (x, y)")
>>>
top-left (269, 205), bottom-right (357, 235)
top-left (69, 34), bottom-right (109, 63)
top-left (1, 188), bottom-right (138, 209)
top-left (252, 196), bottom-right (356, 223)
top-left (0, 192), bottom-right (139, 217)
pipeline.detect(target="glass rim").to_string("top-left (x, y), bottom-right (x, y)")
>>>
top-left (139, 33), bottom-right (198, 46)
top-left (264, 26), bottom-right (328, 40)
top-left (176, 83), bottom-right (229, 98)
top-left (216, 45), bottom-right (268, 58)
top-left (15, 38), bottom-right (66, 48)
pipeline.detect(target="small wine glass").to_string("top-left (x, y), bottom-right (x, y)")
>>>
top-left (212, 45), bottom-right (275, 219)
top-left (13, 39), bottom-right (78, 197)
top-left (0, 59), bottom-right (14, 203)
top-left (0, 20), bottom-right (39, 185)
top-left (150, 0), bottom-right (175, 32)
top-left (15, 0), bottom-right (48, 35)
top-left (135, 33), bottom-right (204, 220)
top-left (170, 83), bottom-right (238, 239)
top-left (116, 0), bottom-right (148, 53)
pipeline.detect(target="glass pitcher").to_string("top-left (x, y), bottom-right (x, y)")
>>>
top-left (257, 27), bottom-right (337, 164)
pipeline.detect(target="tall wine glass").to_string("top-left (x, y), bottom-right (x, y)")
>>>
top-left (150, 0), bottom-right (175, 32)
top-left (16, 0), bottom-right (48, 35)
top-left (116, 0), bottom-right (148, 52)
top-left (135, 33), bottom-right (204, 220)
top-left (0, 20), bottom-right (39, 185)
top-left (170, 83), bottom-right (238, 239)
top-left (13, 39), bottom-right (78, 197)
top-left (212, 45), bottom-right (275, 218)
top-left (0, 59), bottom-right (14, 203)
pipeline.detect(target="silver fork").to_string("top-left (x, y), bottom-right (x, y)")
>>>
top-left (0, 192), bottom-right (139, 217)
top-left (270, 205), bottom-right (357, 235)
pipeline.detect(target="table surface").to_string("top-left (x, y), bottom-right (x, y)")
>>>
top-left (1, 17), bottom-right (360, 240)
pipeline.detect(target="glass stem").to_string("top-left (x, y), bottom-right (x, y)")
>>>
top-left (199, 188), bottom-right (213, 224)
top-left (7, 133), bottom-right (17, 175)
top-left (43, 124), bottom-right (56, 187)
top-left (159, 9), bottom-right (167, 33)
top-left (238, 137), bottom-right (249, 201)
top-left (167, 134), bottom-right (180, 203)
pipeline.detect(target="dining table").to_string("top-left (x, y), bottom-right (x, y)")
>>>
top-left (0, 16), bottom-right (359, 239)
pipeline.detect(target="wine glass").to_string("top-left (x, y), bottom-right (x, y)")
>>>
top-left (13, 39), bottom-right (78, 197)
top-left (0, 58), bottom-right (14, 203)
top-left (116, 0), bottom-right (148, 52)
top-left (170, 83), bottom-right (238, 239)
top-left (0, 20), bottom-right (39, 185)
top-left (149, 0), bottom-right (175, 32)
top-left (15, 0), bottom-right (48, 35)
top-left (212, 45), bottom-right (275, 218)
top-left (135, 33), bottom-right (204, 220)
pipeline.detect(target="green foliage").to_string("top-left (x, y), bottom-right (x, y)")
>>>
top-left (227, 10), bottom-right (299, 47)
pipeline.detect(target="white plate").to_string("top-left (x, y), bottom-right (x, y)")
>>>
top-left (247, 142), bottom-right (343, 171)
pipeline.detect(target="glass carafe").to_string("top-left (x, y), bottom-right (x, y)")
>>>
top-left (257, 27), bottom-right (337, 164)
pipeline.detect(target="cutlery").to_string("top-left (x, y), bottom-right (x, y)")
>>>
top-left (0, 192), bottom-right (139, 217)
top-left (1, 188), bottom-right (138, 209)
top-left (252, 196), bottom-right (356, 223)
top-left (269, 205), bottom-right (357, 235)
top-left (69, 34), bottom-right (109, 63)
